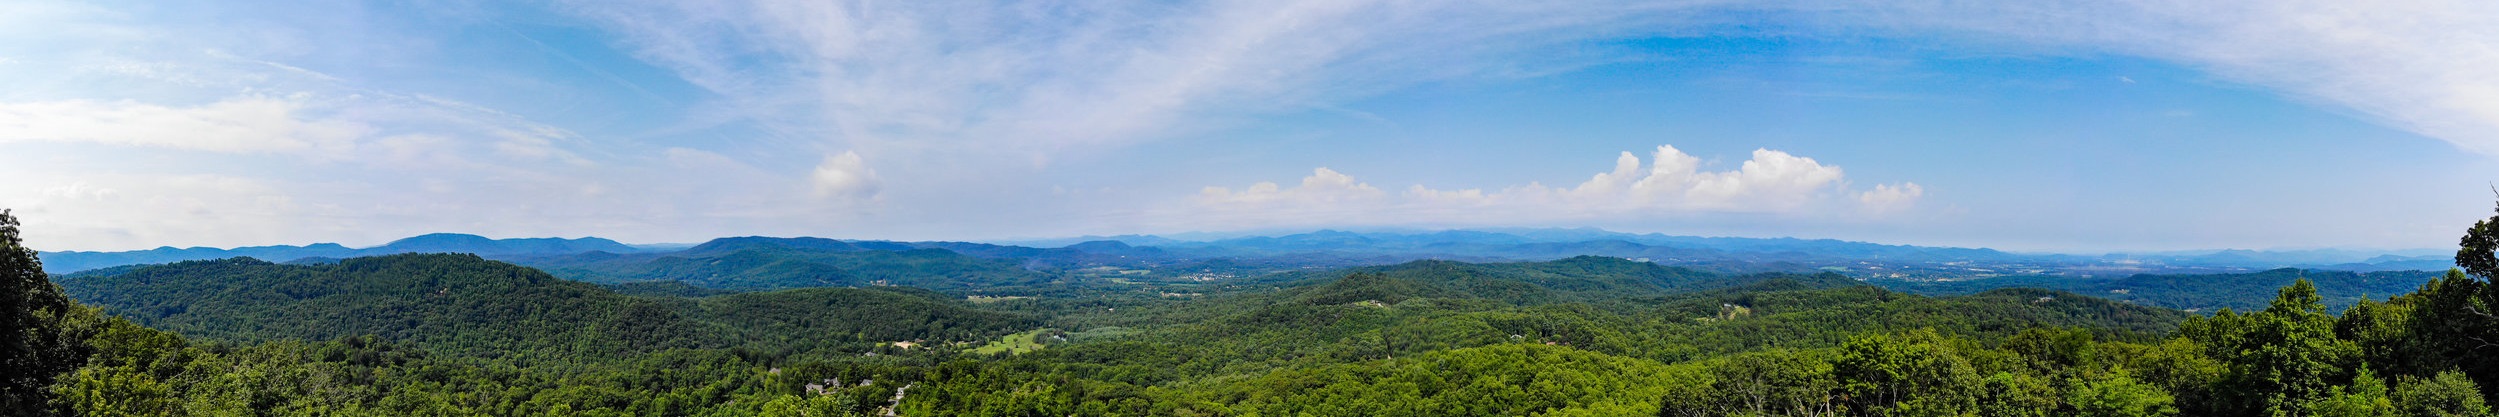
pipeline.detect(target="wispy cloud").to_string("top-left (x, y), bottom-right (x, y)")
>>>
top-left (0, 1), bottom-right (817, 250)
top-left (1838, 0), bottom-right (2499, 154)
top-left (563, 0), bottom-right (2499, 159)
top-left (555, 0), bottom-right (2499, 245)
top-left (555, 0), bottom-right (1734, 164)
top-left (0, 97), bottom-right (368, 154)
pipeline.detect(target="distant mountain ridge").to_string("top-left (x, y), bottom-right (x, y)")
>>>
top-left (1006, 228), bottom-right (2447, 268)
top-left (41, 228), bottom-right (2452, 277)
top-left (1060, 229), bottom-right (2454, 273)
top-left (36, 233), bottom-right (639, 273)
top-left (1873, 268), bottom-right (2450, 312)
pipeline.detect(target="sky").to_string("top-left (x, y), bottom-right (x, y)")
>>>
top-left (5, 0), bottom-right (2499, 253)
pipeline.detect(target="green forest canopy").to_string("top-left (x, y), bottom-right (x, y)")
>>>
top-left (5, 203), bottom-right (2499, 415)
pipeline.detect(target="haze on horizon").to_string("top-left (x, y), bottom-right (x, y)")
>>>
top-left (6, 0), bottom-right (2499, 253)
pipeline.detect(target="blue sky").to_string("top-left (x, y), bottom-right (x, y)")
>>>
top-left (5, 0), bottom-right (2498, 253)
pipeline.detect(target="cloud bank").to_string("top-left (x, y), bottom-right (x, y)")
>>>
top-left (1190, 146), bottom-right (1920, 229)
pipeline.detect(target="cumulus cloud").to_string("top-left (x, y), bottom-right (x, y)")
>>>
top-left (1429, 146), bottom-right (1853, 213)
top-left (1199, 168), bottom-right (1385, 205)
top-left (1184, 146), bottom-right (1922, 228)
top-left (1858, 182), bottom-right (1924, 214)
top-left (811, 151), bottom-right (880, 200)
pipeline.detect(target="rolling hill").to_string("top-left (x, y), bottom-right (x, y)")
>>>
top-left (513, 236), bottom-right (1056, 291)
top-left (57, 253), bottom-right (1038, 361)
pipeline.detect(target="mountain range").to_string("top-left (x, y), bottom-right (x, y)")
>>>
top-left (36, 229), bottom-right (2456, 279)
top-left (36, 233), bottom-right (640, 273)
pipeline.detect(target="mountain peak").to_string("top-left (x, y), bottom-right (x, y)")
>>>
top-left (384, 233), bottom-right (496, 247)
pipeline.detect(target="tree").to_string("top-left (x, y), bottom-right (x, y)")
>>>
top-left (2228, 279), bottom-right (2359, 413)
top-left (1974, 372), bottom-right (2058, 417)
top-left (2394, 371), bottom-right (2494, 417)
top-left (1834, 330), bottom-right (1978, 415)
top-left (50, 366), bottom-right (175, 417)
top-left (2437, 195), bottom-right (2499, 396)
top-left (2339, 297), bottom-right (2418, 377)
top-left (1709, 349), bottom-right (1834, 416)
top-left (2305, 366), bottom-right (2399, 417)
top-left (1, 209), bottom-right (92, 414)
top-left (2003, 327), bottom-right (2095, 375)
top-left (759, 393), bottom-right (864, 417)
top-left (2066, 368), bottom-right (2178, 417)
top-left (2458, 197), bottom-right (2499, 282)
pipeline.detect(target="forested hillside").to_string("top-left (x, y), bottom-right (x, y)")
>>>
top-left (10, 206), bottom-right (2499, 416)
top-left (515, 237), bottom-right (1052, 291)
top-left (58, 254), bottom-right (1037, 361)
top-left (1874, 268), bottom-right (2448, 312)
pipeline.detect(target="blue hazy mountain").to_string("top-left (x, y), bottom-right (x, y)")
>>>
top-left (509, 236), bottom-right (1058, 291)
top-left (37, 233), bottom-right (640, 273)
top-left (1136, 229), bottom-right (2025, 263)
top-left (42, 228), bottom-right (2450, 278)
top-left (1007, 228), bottom-right (2450, 274)
top-left (1872, 268), bottom-right (2449, 312)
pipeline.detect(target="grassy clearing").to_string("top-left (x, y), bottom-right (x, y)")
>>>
top-left (970, 328), bottom-right (1053, 355)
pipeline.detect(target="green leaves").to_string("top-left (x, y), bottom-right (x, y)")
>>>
top-left (20, 200), bottom-right (2499, 416)
top-left (2394, 371), bottom-right (2495, 417)
top-left (1833, 329), bottom-right (1981, 414)
top-left (2066, 368), bottom-right (2179, 417)
top-left (2456, 199), bottom-right (2499, 281)
top-left (2, 209), bottom-right (95, 414)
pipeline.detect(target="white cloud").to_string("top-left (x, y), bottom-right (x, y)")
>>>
top-left (1821, 0), bottom-right (2499, 155)
top-left (811, 151), bottom-right (880, 200)
top-left (4, 173), bottom-right (318, 251)
top-left (1182, 145), bottom-right (1913, 229)
top-left (556, 0), bottom-right (1734, 162)
top-left (0, 4), bottom-right (720, 250)
top-left (1462, 146), bottom-right (1851, 213)
top-left (0, 97), bottom-right (368, 154)
top-left (1200, 168), bottom-right (1386, 205)
top-left (540, 0), bottom-right (2499, 247)
top-left (1651, 146), bottom-right (1847, 211)
top-left (9, 0), bottom-right (2493, 250)
top-left (1858, 182), bottom-right (1924, 214)
top-left (560, 0), bottom-right (2499, 159)
top-left (38, 182), bottom-right (119, 202)
top-left (537, 0), bottom-right (2499, 245)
